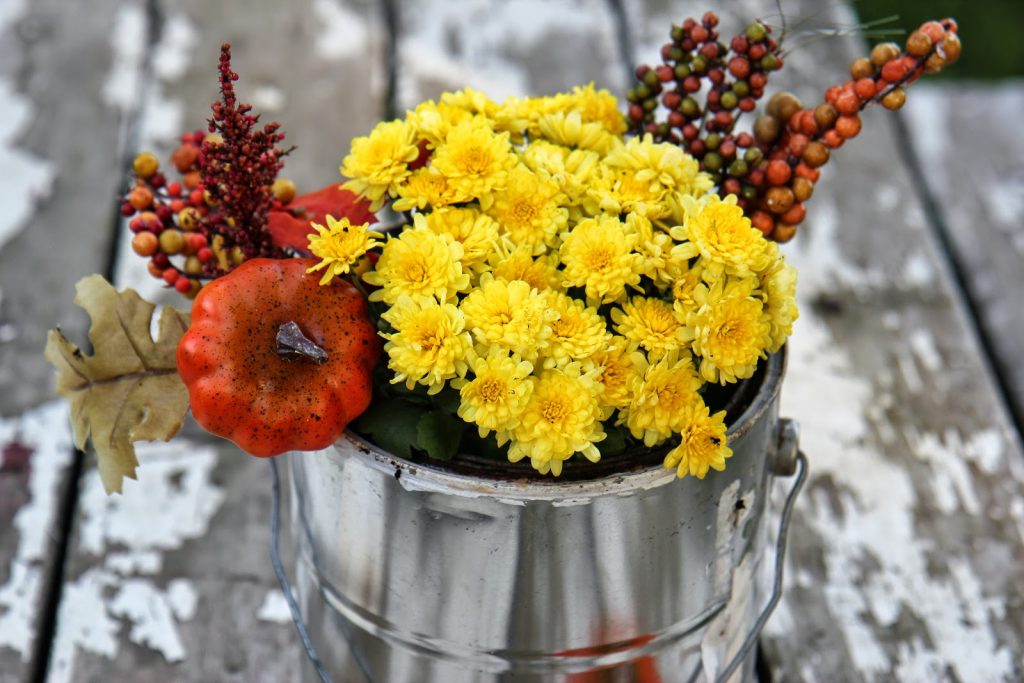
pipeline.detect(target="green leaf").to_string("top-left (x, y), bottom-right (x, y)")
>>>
top-left (432, 386), bottom-right (462, 415)
top-left (356, 398), bottom-right (425, 457)
top-left (44, 275), bottom-right (190, 494)
top-left (600, 424), bottom-right (629, 458)
top-left (416, 411), bottom-right (464, 461)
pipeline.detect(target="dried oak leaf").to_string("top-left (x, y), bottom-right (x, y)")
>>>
top-left (44, 275), bottom-right (190, 494)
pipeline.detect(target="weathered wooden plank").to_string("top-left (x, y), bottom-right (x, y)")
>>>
top-left (903, 84), bottom-right (1024, 427)
top-left (49, 0), bottom-right (388, 681)
top-left (617, 1), bottom-right (1024, 679)
top-left (394, 0), bottom-right (625, 110)
top-left (0, 0), bottom-right (136, 679)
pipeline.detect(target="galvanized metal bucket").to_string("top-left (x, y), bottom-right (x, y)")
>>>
top-left (286, 352), bottom-right (803, 683)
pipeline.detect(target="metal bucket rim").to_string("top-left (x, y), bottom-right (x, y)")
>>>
top-left (329, 349), bottom-right (786, 502)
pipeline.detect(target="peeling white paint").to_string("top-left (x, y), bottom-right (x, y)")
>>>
top-left (0, 78), bottom-right (56, 252)
top-left (312, 0), bottom-right (368, 61)
top-left (0, 402), bottom-right (73, 659)
top-left (764, 210), bottom-right (1018, 679)
top-left (47, 569), bottom-right (121, 683)
top-left (901, 252), bottom-right (935, 289)
top-left (152, 14), bottom-right (198, 81)
top-left (257, 589), bottom-right (292, 624)
top-left (49, 440), bottom-right (224, 676)
top-left (102, 6), bottom-right (147, 115)
top-left (108, 579), bottom-right (196, 662)
top-left (106, 551), bottom-right (162, 576)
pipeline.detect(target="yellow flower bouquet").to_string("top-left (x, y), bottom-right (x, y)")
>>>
top-left (333, 85), bottom-right (797, 481)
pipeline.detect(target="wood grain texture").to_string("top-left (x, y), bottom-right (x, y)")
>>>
top-left (0, 0), bottom-right (129, 679)
top-left (393, 0), bottom-right (625, 110)
top-left (48, 0), bottom-right (387, 681)
top-left (903, 84), bottom-right (1024, 426)
top-left (613, 3), bottom-right (1024, 681)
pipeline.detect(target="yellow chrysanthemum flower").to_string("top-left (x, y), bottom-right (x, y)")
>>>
top-left (363, 227), bottom-right (470, 304)
top-left (584, 165), bottom-right (669, 219)
top-left (430, 120), bottom-right (516, 207)
top-left (493, 95), bottom-right (560, 140)
top-left (663, 402), bottom-right (732, 479)
top-left (760, 254), bottom-right (799, 353)
top-left (381, 295), bottom-right (473, 394)
top-left (687, 278), bottom-right (771, 384)
top-left (670, 194), bottom-right (774, 277)
top-left (486, 165), bottom-right (568, 254)
top-left (460, 275), bottom-right (555, 362)
top-left (541, 291), bottom-right (611, 368)
top-left (487, 241), bottom-right (562, 292)
top-left (305, 216), bottom-right (382, 285)
top-left (341, 119), bottom-right (421, 210)
top-left (440, 87), bottom-right (501, 119)
top-left (508, 364), bottom-right (605, 476)
top-left (520, 141), bottom-right (600, 206)
top-left (624, 351), bottom-right (702, 447)
top-left (537, 111), bottom-right (616, 153)
top-left (452, 350), bottom-right (534, 439)
top-left (611, 296), bottom-right (688, 358)
top-left (590, 336), bottom-right (645, 412)
top-left (564, 83), bottom-right (627, 135)
top-left (406, 100), bottom-right (475, 147)
top-left (415, 208), bottom-right (498, 273)
top-left (560, 215), bottom-right (642, 304)
top-left (603, 133), bottom-right (713, 199)
top-left (392, 167), bottom-right (467, 212)
top-left (626, 212), bottom-right (674, 283)
top-left (670, 261), bottom-right (712, 319)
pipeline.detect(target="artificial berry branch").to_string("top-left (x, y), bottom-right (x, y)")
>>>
top-left (118, 43), bottom-right (298, 299)
top-left (628, 13), bottom-right (961, 242)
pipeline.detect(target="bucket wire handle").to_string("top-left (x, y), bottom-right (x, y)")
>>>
top-left (710, 450), bottom-right (808, 683)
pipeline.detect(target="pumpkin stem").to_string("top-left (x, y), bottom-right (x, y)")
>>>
top-left (276, 321), bottom-right (328, 365)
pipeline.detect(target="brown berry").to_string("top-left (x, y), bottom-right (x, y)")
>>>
top-left (131, 231), bottom-right (159, 257)
top-left (792, 177), bottom-right (814, 202)
top-left (789, 134), bottom-right (810, 157)
top-left (906, 31), bottom-right (932, 57)
top-left (925, 53), bottom-right (946, 74)
top-left (940, 33), bottom-right (961, 64)
top-left (174, 277), bottom-right (193, 294)
top-left (754, 115), bottom-right (781, 144)
top-left (772, 223), bottom-right (798, 243)
top-left (147, 260), bottom-right (164, 279)
top-left (133, 152), bottom-right (159, 179)
top-left (765, 186), bottom-right (795, 214)
top-left (850, 57), bottom-right (874, 80)
top-left (814, 103), bottom-right (838, 129)
top-left (802, 141), bottom-right (830, 168)
top-left (870, 42), bottom-right (900, 68)
top-left (767, 92), bottom-right (802, 122)
top-left (881, 87), bottom-right (906, 111)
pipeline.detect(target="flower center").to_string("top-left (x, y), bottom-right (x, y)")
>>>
top-left (540, 398), bottom-right (568, 424)
top-left (479, 378), bottom-right (506, 404)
